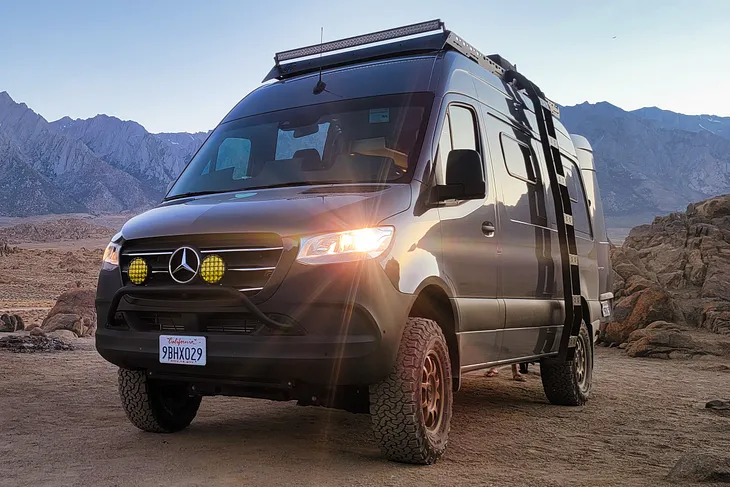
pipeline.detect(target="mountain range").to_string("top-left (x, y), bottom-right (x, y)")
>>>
top-left (1, 90), bottom-right (729, 224)
top-left (0, 91), bottom-right (207, 215)
top-left (560, 103), bottom-right (730, 225)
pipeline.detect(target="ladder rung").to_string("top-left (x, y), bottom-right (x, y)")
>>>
top-left (548, 136), bottom-right (559, 149)
top-left (569, 254), bottom-right (579, 266)
top-left (557, 174), bottom-right (567, 186)
top-left (540, 98), bottom-right (550, 110)
top-left (547, 100), bottom-right (560, 118)
top-left (564, 214), bottom-right (573, 226)
top-left (572, 295), bottom-right (582, 306)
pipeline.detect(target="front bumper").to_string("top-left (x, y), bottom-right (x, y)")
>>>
top-left (95, 259), bottom-right (414, 386)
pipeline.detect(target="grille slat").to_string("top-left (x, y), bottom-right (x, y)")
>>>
top-left (120, 233), bottom-right (283, 296)
top-left (128, 312), bottom-right (262, 335)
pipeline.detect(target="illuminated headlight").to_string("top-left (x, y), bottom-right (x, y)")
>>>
top-left (297, 227), bottom-right (394, 265)
top-left (128, 258), bottom-right (149, 284)
top-left (201, 255), bottom-right (226, 283)
top-left (102, 240), bottom-right (121, 271)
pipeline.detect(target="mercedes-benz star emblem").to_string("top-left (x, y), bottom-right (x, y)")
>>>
top-left (168, 247), bottom-right (200, 284)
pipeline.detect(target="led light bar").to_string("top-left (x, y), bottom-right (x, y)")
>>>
top-left (275, 19), bottom-right (444, 63)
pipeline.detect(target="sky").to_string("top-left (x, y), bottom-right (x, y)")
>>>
top-left (1, 0), bottom-right (728, 133)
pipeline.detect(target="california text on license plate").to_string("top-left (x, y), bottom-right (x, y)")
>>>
top-left (159, 335), bottom-right (207, 366)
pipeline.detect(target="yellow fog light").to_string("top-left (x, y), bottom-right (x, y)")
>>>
top-left (128, 258), bottom-right (148, 284)
top-left (201, 254), bottom-right (225, 284)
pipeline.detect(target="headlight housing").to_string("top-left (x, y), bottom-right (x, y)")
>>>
top-left (102, 233), bottom-right (122, 270)
top-left (297, 227), bottom-right (394, 265)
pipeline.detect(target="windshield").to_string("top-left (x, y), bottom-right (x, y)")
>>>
top-left (167, 93), bottom-right (433, 198)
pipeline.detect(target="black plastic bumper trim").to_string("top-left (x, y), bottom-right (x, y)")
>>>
top-left (107, 285), bottom-right (293, 331)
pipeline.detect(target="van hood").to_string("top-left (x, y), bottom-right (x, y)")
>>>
top-left (121, 184), bottom-right (412, 241)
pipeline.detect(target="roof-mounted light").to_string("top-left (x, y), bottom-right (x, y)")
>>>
top-left (274, 19), bottom-right (444, 64)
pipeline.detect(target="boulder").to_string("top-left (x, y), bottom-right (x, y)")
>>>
top-left (624, 321), bottom-right (703, 359)
top-left (702, 302), bottom-right (730, 335)
top-left (0, 237), bottom-right (16, 256)
top-left (29, 327), bottom-right (46, 337)
top-left (41, 289), bottom-right (97, 337)
top-left (706, 400), bottom-right (730, 411)
top-left (603, 288), bottom-right (675, 344)
top-left (667, 453), bottom-right (730, 483)
top-left (47, 329), bottom-right (78, 342)
top-left (41, 313), bottom-right (85, 336)
top-left (0, 313), bottom-right (25, 332)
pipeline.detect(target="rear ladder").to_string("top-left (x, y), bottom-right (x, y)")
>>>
top-left (445, 33), bottom-right (584, 361)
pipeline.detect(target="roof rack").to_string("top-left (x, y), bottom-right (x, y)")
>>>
top-left (263, 19), bottom-right (559, 117)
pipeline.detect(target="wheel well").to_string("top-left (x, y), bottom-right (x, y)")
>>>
top-left (409, 286), bottom-right (460, 389)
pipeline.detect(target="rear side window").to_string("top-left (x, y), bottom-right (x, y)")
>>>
top-left (564, 162), bottom-right (592, 237)
top-left (500, 134), bottom-right (538, 183)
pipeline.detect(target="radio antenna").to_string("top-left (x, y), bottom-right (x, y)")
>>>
top-left (313, 27), bottom-right (327, 94)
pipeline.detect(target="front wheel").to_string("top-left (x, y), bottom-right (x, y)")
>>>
top-left (118, 368), bottom-right (201, 433)
top-left (540, 322), bottom-right (593, 406)
top-left (369, 317), bottom-right (453, 464)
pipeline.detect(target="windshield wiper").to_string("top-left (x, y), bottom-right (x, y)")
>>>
top-left (165, 181), bottom-right (366, 201)
top-left (164, 190), bottom-right (226, 201)
top-left (242, 181), bottom-right (354, 191)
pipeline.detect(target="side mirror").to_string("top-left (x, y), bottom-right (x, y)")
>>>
top-left (436, 149), bottom-right (485, 201)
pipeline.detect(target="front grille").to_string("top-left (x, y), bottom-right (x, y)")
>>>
top-left (128, 311), bottom-right (263, 335)
top-left (119, 233), bottom-right (283, 297)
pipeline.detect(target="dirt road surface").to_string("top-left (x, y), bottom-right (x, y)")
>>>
top-left (2, 345), bottom-right (729, 487)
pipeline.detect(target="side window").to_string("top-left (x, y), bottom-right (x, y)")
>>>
top-left (435, 105), bottom-right (478, 184)
top-left (564, 162), bottom-right (592, 237)
top-left (449, 106), bottom-right (478, 151)
top-left (500, 133), bottom-right (539, 183)
top-left (216, 138), bottom-right (251, 180)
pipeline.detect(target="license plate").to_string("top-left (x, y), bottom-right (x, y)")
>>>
top-left (601, 301), bottom-right (611, 318)
top-left (159, 335), bottom-right (206, 366)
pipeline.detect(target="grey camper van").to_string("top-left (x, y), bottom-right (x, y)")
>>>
top-left (96, 20), bottom-right (613, 464)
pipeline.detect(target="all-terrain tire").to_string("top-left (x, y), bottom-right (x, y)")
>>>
top-left (540, 322), bottom-right (593, 406)
top-left (118, 368), bottom-right (201, 433)
top-left (370, 317), bottom-right (453, 465)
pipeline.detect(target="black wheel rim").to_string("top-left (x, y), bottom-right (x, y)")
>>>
top-left (421, 349), bottom-right (444, 433)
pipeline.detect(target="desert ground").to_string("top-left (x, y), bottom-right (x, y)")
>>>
top-left (1, 216), bottom-right (729, 486)
top-left (1, 344), bottom-right (729, 486)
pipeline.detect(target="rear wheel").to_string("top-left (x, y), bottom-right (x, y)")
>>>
top-left (369, 317), bottom-right (453, 464)
top-left (118, 368), bottom-right (201, 433)
top-left (540, 322), bottom-right (593, 406)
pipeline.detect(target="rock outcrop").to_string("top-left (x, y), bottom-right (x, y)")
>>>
top-left (0, 313), bottom-right (25, 332)
top-left (40, 289), bottom-right (97, 337)
top-left (0, 237), bottom-right (17, 256)
top-left (606, 194), bottom-right (730, 349)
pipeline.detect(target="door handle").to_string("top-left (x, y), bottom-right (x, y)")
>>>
top-left (482, 221), bottom-right (496, 237)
